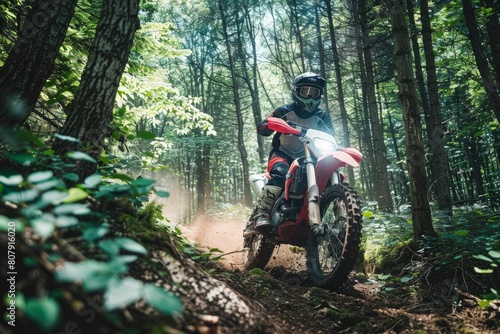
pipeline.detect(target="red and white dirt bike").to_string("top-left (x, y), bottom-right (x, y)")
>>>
top-left (243, 117), bottom-right (363, 290)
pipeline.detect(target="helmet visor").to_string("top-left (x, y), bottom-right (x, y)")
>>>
top-left (298, 86), bottom-right (322, 99)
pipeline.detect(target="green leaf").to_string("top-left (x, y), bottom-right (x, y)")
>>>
top-left (478, 299), bottom-right (492, 309)
top-left (0, 216), bottom-right (24, 233)
top-left (41, 190), bottom-right (68, 204)
top-left (143, 151), bottom-right (155, 158)
top-left (55, 134), bottom-right (81, 143)
top-left (155, 190), bottom-right (170, 198)
top-left (99, 238), bottom-right (148, 256)
top-left (488, 250), bottom-right (500, 259)
top-left (63, 172), bottom-right (80, 183)
top-left (400, 276), bottom-right (413, 283)
top-left (132, 178), bottom-right (155, 187)
top-left (35, 178), bottom-right (62, 191)
top-left (362, 211), bottom-right (374, 219)
top-left (474, 267), bottom-right (494, 274)
top-left (378, 274), bottom-right (392, 280)
top-left (67, 151), bottom-right (97, 163)
top-left (143, 284), bottom-right (182, 316)
top-left (61, 187), bottom-right (89, 203)
top-left (473, 254), bottom-right (493, 262)
top-left (0, 174), bottom-right (23, 186)
top-left (29, 214), bottom-right (55, 238)
top-left (54, 203), bottom-right (91, 216)
top-left (3, 188), bottom-right (40, 204)
top-left (55, 215), bottom-right (79, 228)
top-left (104, 277), bottom-right (143, 310)
top-left (5, 152), bottom-right (36, 166)
top-left (136, 130), bottom-right (156, 140)
top-left (84, 174), bottom-right (102, 188)
top-left (56, 260), bottom-right (128, 292)
top-left (83, 224), bottom-right (110, 241)
top-left (27, 171), bottom-right (54, 183)
top-left (453, 230), bottom-right (469, 237)
top-left (25, 297), bottom-right (61, 331)
top-left (107, 173), bottom-right (134, 182)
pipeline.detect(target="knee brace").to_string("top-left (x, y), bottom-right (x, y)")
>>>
top-left (267, 162), bottom-right (289, 187)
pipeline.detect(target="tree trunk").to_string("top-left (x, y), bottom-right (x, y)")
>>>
top-left (462, 0), bottom-right (500, 123)
top-left (0, 0), bottom-right (77, 132)
top-left (325, 0), bottom-right (355, 185)
top-left (387, 0), bottom-right (435, 239)
top-left (386, 103), bottom-right (410, 205)
top-left (482, 0), bottom-right (500, 88)
top-left (218, 0), bottom-right (252, 207)
top-left (360, 0), bottom-right (393, 212)
top-left (315, 2), bottom-right (329, 113)
top-left (52, 0), bottom-right (140, 181)
top-left (288, 0), bottom-right (306, 72)
top-left (241, 4), bottom-right (265, 164)
top-left (352, 0), bottom-right (375, 200)
top-left (419, 0), bottom-right (453, 213)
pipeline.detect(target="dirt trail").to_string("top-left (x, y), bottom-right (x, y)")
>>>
top-left (181, 215), bottom-right (498, 334)
top-left (181, 214), bottom-right (305, 271)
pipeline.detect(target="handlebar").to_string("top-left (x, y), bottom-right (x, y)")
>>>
top-left (267, 117), bottom-right (302, 136)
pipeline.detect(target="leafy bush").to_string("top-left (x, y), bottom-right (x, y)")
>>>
top-left (0, 134), bottom-right (182, 332)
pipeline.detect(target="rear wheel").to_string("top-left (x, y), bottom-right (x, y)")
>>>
top-left (243, 233), bottom-right (275, 270)
top-left (306, 183), bottom-right (362, 290)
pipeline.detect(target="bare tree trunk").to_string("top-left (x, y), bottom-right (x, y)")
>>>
top-left (0, 0), bottom-right (77, 132)
top-left (482, 0), bottom-right (500, 88)
top-left (360, 0), bottom-right (393, 212)
top-left (52, 0), bottom-right (140, 181)
top-left (352, 0), bottom-right (375, 200)
top-left (217, 0), bottom-right (252, 206)
top-left (419, 0), bottom-right (453, 213)
top-left (241, 4), bottom-right (265, 164)
top-left (462, 0), bottom-right (500, 123)
top-left (288, 0), bottom-right (306, 72)
top-left (324, 0), bottom-right (355, 185)
top-left (387, 0), bottom-right (436, 239)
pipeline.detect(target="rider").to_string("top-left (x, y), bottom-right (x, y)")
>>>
top-left (244, 72), bottom-right (334, 237)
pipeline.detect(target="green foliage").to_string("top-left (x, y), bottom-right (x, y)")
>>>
top-left (24, 297), bottom-right (61, 332)
top-left (0, 137), bottom-right (184, 331)
top-left (362, 205), bottom-right (500, 311)
top-left (473, 250), bottom-right (500, 309)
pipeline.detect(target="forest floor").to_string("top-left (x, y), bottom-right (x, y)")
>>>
top-left (182, 213), bottom-right (500, 334)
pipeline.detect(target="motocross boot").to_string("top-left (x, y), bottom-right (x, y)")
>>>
top-left (253, 184), bottom-right (282, 232)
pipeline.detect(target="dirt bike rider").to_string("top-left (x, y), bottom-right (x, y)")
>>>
top-left (244, 72), bottom-right (334, 237)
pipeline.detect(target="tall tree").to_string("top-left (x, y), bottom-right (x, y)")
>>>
top-left (462, 0), bottom-right (500, 123)
top-left (387, 0), bottom-right (435, 239)
top-left (217, 0), bottom-right (252, 206)
top-left (324, 0), bottom-right (355, 185)
top-left (240, 3), bottom-right (266, 164)
top-left (419, 0), bottom-right (453, 213)
top-left (53, 0), bottom-right (140, 180)
top-left (0, 0), bottom-right (78, 132)
top-left (359, 0), bottom-right (393, 211)
top-left (352, 0), bottom-right (375, 200)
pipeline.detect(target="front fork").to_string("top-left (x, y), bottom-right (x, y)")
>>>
top-left (303, 143), bottom-right (321, 232)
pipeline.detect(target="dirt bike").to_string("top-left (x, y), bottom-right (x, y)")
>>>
top-left (243, 117), bottom-right (363, 290)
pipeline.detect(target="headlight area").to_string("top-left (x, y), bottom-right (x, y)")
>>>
top-left (312, 137), bottom-right (337, 156)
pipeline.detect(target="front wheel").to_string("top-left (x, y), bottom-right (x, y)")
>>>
top-left (306, 183), bottom-right (362, 290)
top-left (243, 233), bottom-right (275, 270)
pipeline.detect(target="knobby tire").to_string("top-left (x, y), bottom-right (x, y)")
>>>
top-left (306, 183), bottom-right (362, 290)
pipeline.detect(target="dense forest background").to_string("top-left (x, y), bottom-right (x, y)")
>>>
top-left (0, 0), bottom-right (499, 333)
top-left (1, 0), bottom-right (500, 225)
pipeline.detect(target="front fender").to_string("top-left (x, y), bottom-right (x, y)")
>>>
top-left (315, 151), bottom-right (360, 193)
top-left (338, 147), bottom-right (363, 163)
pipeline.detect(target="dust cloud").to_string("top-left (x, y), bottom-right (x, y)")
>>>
top-left (181, 215), bottom-right (306, 271)
top-left (150, 172), bottom-right (304, 271)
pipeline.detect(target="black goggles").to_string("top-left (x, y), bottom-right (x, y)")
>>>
top-left (297, 86), bottom-right (322, 99)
